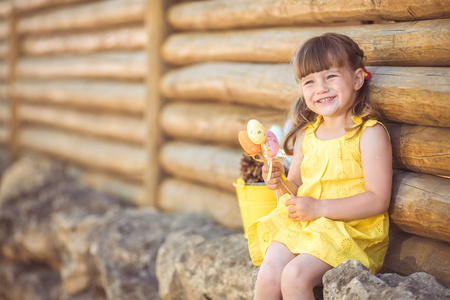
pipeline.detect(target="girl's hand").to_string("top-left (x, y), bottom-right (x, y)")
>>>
top-left (262, 161), bottom-right (285, 190)
top-left (285, 196), bottom-right (321, 221)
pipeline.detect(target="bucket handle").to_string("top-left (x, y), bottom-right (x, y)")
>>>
top-left (233, 178), bottom-right (246, 187)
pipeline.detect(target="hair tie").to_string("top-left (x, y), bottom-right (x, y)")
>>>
top-left (361, 57), bottom-right (371, 80)
top-left (362, 67), bottom-right (372, 80)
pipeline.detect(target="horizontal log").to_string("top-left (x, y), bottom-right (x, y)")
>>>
top-left (158, 177), bottom-right (243, 230)
top-left (161, 63), bottom-right (450, 127)
top-left (20, 126), bottom-right (145, 181)
top-left (159, 141), bottom-right (241, 193)
top-left (160, 62), bottom-right (297, 111)
top-left (0, 41), bottom-right (8, 59)
top-left (370, 67), bottom-right (450, 127)
top-left (388, 124), bottom-right (450, 176)
top-left (161, 102), bottom-right (450, 176)
top-left (19, 104), bottom-right (145, 144)
top-left (0, 19), bottom-right (7, 40)
top-left (21, 26), bottom-right (146, 56)
top-left (17, 0), bottom-right (145, 35)
top-left (67, 165), bottom-right (145, 206)
top-left (162, 19), bottom-right (450, 66)
top-left (389, 170), bottom-right (450, 242)
top-left (168, 0), bottom-right (450, 30)
top-left (383, 225), bottom-right (450, 287)
top-left (13, 0), bottom-right (88, 14)
top-left (17, 52), bottom-right (146, 80)
top-left (14, 79), bottom-right (145, 114)
top-left (160, 102), bottom-right (285, 144)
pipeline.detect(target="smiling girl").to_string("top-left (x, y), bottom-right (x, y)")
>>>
top-left (247, 33), bottom-right (392, 300)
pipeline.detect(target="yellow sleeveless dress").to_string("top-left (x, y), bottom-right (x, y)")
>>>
top-left (247, 116), bottom-right (389, 273)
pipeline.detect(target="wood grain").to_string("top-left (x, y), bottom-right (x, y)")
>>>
top-left (161, 63), bottom-right (450, 127)
top-left (20, 126), bottom-right (145, 181)
top-left (17, 0), bottom-right (145, 34)
top-left (159, 141), bottom-right (242, 192)
top-left (14, 79), bottom-right (145, 114)
top-left (390, 170), bottom-right (450, 242)
top-left (19, 104), bottom-right (145, 144)
top-left (158, 177), bottom-right (243, 230)
top-left (17, 52), bottom-right (146, 80)
top-left (383, 225), bottom-right (450, 287)
top-left (163, 19), bottom-right (450, 66)
top-left (21, 26), bottom-right (146, 55)
top-left (160, 102), bottom-right (286, 145)
top-left (388, 124), bottom-right (450, 176)
top-left (168, 0), bottom-right (450, 30)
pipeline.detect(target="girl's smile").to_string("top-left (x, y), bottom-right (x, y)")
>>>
top-left (301, 67), bottom-right (363, 119)
top-left (317, 96), bottom-right (335, 104)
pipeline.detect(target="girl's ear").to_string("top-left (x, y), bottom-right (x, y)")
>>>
top-left (354, 68), bottom-right (365, 90)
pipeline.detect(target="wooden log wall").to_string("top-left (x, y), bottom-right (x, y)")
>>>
top-left (6, 0), bottom-right (151, 205)
top-left (1, 0), bottom-right (449, 286)
top-left (0, 0), bottom-right (10, 146)
top-left (159, 0), bottom-right (450, 286)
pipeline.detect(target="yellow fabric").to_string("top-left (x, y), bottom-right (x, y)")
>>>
top-left (247, 116), bottom-right (390, 273)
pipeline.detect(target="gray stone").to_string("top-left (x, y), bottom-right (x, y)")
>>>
top-left (0, 146), bottom-right (10, 179)
top-left (156, 224), bottom-right (236, 300)
top-left (157, 230), bottom-right (258, 300)
top-left (86, 209), bottom-right (212, 300)
top-left (0, 256), bottom-right (106, 300)
top-left (0, 155), bottom-right (220, 299)
top-left (323, 260), bottom-right (450, 300)
top-left (0, 154), bottom-right (66, 206)
top-left (2, 154), bottom-right (448, 300)
top-left (0, 178), bottom-right (128, 269)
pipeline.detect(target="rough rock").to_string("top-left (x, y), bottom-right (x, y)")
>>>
top-left (157, 230), bottom-right (258, 300)
top-left (0, 154), bottom-right (66, 205)
top-left (323, 260), bottom-right (450, 300)
top-left (0, 174), bottom-right (128, 269)
top-left (0, 154), bottom-right (234, 300)
top-left (156, 224), bottom-right (238, 299)
top-left (1, 154), bottom-right (448, 300)
top-left (0, 146), bottom-right (10, 179)
top-left (86, 210), bottom-right (213, 300)
top-left (0, 256), bottom-right (105, 300)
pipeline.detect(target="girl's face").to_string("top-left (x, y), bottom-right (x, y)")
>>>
top-left (301, 66), bottom-right (364, 119)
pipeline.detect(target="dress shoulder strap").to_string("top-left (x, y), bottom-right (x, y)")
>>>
top-left (360, 119), bottom-right (390, 141)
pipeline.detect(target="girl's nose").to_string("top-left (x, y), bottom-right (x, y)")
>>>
top-left (316, 80), bottom-right (329, 94)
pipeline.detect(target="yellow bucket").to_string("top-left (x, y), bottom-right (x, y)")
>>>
top-left (233, 178), bottom-right (277, 238)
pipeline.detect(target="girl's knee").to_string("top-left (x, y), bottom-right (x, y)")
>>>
top-left (257, 262), bottom-right (283, 287)
top-left (281, 259), bottom-right (326, 294)
top-left (281, 262), bottom-right (311, 291)
top-left (254, 264), bottom-right (283, 298)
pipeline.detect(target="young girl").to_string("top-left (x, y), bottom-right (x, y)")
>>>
top-left (247, 33), bottom-right (392, 300)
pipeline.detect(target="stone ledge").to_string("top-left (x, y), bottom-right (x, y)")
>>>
top-left (0, 155), bottom-right (448, 300)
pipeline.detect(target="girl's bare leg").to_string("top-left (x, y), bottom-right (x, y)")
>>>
top-left (281, 253), bottom-right (332, 300)
top-left (253, 241), bottom-right (295, 300)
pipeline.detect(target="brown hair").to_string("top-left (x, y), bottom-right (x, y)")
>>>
top-left (283, 32), bottom-right (381, 155)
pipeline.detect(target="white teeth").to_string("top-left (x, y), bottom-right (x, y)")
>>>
top-left (318, 97), bottom-right (333, 103)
